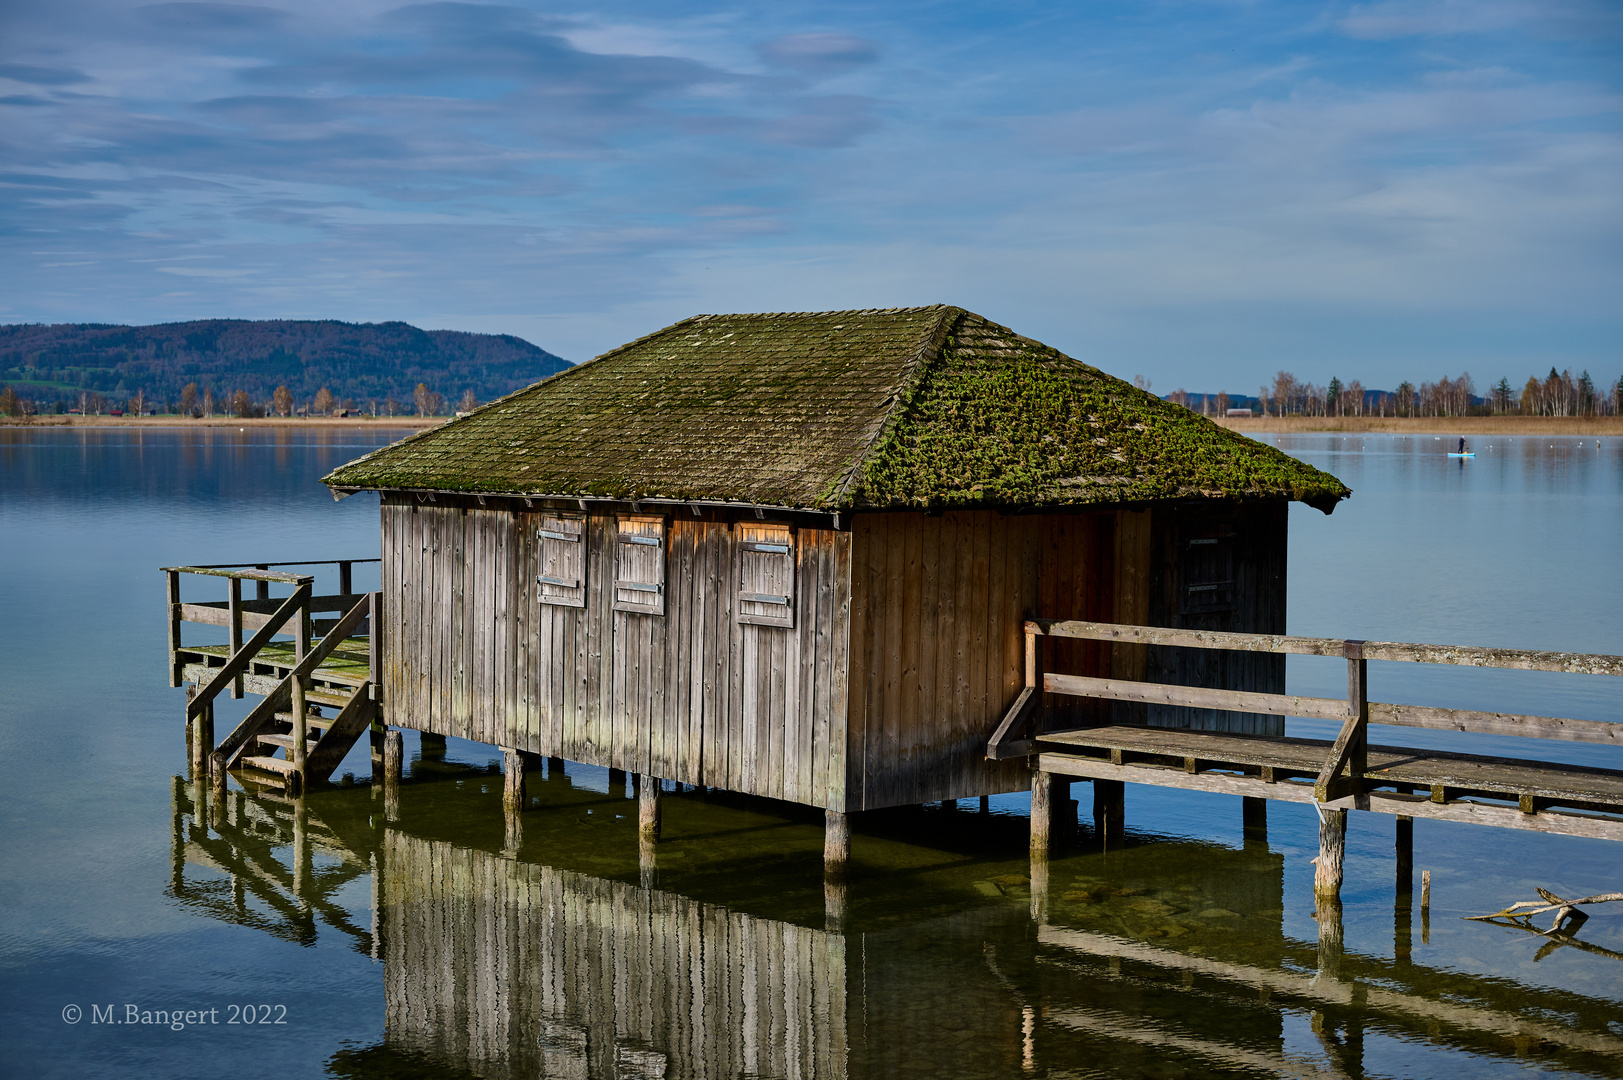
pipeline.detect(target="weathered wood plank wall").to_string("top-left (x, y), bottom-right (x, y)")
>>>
top-left (844, 509), bottom-right (1127, 809)
top-left (1145, 500), bottom-right (1288, 735)
top-left (381, 497), bottom-right (1290, 812)
top-left (382, 831), bottom-right (847, 1080)
top-left (380, 499), bottom-right (853, 807)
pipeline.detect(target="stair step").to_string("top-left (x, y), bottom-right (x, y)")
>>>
top-left (258, 732), bottom-right (321, 751)
top-left (307, 688), bottom-right (357, 708)
top-left (241, 755), bottom-right (299, 775)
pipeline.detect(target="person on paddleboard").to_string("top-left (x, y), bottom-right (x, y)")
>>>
top-left (1458, 437), bottom-right (1467, 455)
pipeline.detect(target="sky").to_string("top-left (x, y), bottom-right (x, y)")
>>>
top-left (2, 0), bottom-right (1619, 392)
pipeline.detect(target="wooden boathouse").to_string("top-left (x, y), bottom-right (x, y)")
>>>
top-left (315, 305), bottom-right (1350, 870)
top-left (168, 304), bottom-right (1623, 902)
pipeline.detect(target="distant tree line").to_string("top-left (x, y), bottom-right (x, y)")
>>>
top-left (1166, 367), bottom-right (1622, 418)
top-left (0, 318), bottom-right (568, 414)
top-left (0, 379), bottom-right (467, 420)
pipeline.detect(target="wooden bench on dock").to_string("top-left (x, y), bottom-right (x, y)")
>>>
top-left (165, 560), bottom-right (383, 794)
top-left (989, 620), bottom-right (1623, 899)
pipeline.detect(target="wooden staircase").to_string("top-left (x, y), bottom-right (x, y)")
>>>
top-left (166, 561), bottom-right (383, 793)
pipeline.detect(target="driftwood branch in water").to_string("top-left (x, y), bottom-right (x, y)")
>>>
top-left (1466, 889), bottom-right (1623, 936)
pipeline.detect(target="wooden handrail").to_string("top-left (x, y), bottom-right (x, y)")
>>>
top-left (165, 565), bottom-right (313, 585)
top-left (166, 558), bottom-right (380, 570)
top-left (187, 584), bottom-right (311, 721)
top-left (213, 593), bottom-right (373, 772)
top-left (1027, 620), bottom-right (1623, 678)
top-left (1011, 619), bottom-right (1621, 803)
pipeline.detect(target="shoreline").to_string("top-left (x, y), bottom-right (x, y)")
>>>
top-left (1, 414), bottom-right (445, 429)
top-left (1215, 415), bottom-right (1622, 436)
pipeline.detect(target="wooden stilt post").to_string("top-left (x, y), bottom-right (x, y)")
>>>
top-left (503, 747), bottom-right (526, 815)
top-left (1243, 796), bottom-right (1268, 841)
top-left (547, 755), bottom-right (565, 778)
top-left (1030, 769), bottom-right (1055, 856)
top-left (1030, 847), bottom-right (1050, 924)
top-left (979, 795), bottom-right (990, 814)
top-left (420, 732), bottom-right (447, 760)
top-left (637, 774), bottom-right (662, 843)
top-left (191, 699), bottom-right (213, 779)
top-left (1315, 808), bottom-right (1347, 904)
top-left (1093, 779), bottom-right (1125, 847)
top-left (383, 729), bottom-right (402, 821)
top-left (289, 674), bottom-right (308, 795)
top-left (608, 767), bottom-right (627, 798)
top-left (292, 795), bottom-right (310, 903)
top-left (1395, 814), bottom-right (1413, 891)
top-left (824, 809), bottom-right (850, 877)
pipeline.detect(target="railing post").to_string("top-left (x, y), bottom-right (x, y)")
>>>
top-left (167, 569), bottom-right (183, 687)
top-left (254, 565), bottom-right (269, 602)
top-left (339, 560), bottom-right (353, 597)
top-left (1345, 639), bottom-right (1369, 779)
top-left (296, 589), bottom-right (312, 661)
top-left (228, 576), bottom-right (244, 699)
top-left (291, 673), bottom-right (308, 794)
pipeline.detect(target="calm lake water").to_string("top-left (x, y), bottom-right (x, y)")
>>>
top-left (1, 427), bottom-right (1620, 1079)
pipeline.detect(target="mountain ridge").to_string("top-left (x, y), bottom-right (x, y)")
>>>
top-left (0, 318), bottom-right (570, 411)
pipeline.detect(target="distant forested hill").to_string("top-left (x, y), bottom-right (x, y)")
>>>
top-left (0, 319), bottom-right (570, 412)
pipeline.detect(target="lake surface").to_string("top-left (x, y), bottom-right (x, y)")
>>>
top-left (1, 427), bottom-right (1620, 1079)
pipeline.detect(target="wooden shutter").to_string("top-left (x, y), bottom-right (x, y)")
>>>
top-left (537, 513), bottom-right (586, 608)
top-left (614, 515), bottom-right (666, 615)
top-left (1181, 526), bottom-right (1236, 614)
top-left (736, 522), bottom-right (794, 628)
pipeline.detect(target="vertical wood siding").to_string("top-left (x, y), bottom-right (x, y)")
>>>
top-left (380, 498), bottom-right (853, 808)
top-left (842, 509), bottom-right (1123, 810)
top-left (379, 497), bottom-right (1288, 812)
top-left (1145, 500), bottom-right (1288, 735)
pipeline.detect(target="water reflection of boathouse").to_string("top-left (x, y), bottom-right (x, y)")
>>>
top-left (168, 779), bottom-right (1623, 1079)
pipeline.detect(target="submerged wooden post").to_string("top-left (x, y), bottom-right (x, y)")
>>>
top-left (637, 774), bottom-right (662, 842)
top-left (191, 699), bottom-right (213, 779)
top-left (824, 877), bottom-right (848, 931)
top-left (1093, 779), bottom-right (1125, 847)
top-left (503, 747), bottom-right (527, 815)
top-left (1243, 797), bottom-right (1267, 841)
top-left (639, 836), bottom-right (657, 890)
top-left (420, 732), bottom-right (447, 760)
top-left (1030, 769), bottom-right (1055, 856)
top-left (1395, 814), bottom-right (1413, 891)
top-left (1315, 808), bottom-right (1347, 903)
top-left (824, 809), bottom-right (850, 877)
top-left (1317, 898), bottom-right (1345, 982)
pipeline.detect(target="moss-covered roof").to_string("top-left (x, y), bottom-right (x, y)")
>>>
top-left (324, 306), bottom-right (1349, 513)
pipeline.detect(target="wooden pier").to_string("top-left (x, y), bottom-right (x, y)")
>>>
top-left (995, 619), bottom-right (1623, 902)
top-left (170, 557), bottom-right (1623, 908)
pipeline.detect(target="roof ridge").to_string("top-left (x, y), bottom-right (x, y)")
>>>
top-left (828, 304), bottom-right (964, 507)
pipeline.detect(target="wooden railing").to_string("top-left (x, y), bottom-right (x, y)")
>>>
top-left (163, 559), bottom-right (380, 691)
top-left (988, 620), bottom-right (1623, 803)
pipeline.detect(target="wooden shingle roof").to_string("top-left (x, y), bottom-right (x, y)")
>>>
top-left (324, 306), bottom-right (1349, 513)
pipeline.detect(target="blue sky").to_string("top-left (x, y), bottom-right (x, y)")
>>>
top-left (2, 0), bottom-right (1619, 391)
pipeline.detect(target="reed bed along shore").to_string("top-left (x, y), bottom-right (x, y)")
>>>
top-left (1217, 415), bottom-right (1623, 436)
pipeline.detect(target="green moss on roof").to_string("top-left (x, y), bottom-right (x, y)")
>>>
top-left (324, 306), bottom-right (1349, 514)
